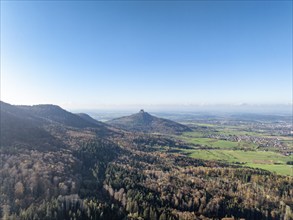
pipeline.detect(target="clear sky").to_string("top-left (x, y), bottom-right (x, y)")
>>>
top-left (1, 1), bottom-right (292, 110)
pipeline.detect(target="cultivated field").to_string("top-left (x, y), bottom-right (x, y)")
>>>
top-left (173, 119), bottom-right (293, 176)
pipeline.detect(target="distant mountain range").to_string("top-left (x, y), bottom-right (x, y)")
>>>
top-left (107, 109), bottom-right (191, 134)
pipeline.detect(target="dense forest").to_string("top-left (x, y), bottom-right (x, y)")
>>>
top-left (0, 102), bottom-right (292, 220)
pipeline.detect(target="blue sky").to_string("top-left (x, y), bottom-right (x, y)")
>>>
top-left (1, 1), bottom-right (292, 109)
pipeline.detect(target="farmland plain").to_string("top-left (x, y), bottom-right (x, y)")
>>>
top-left (167, 114), bottom-right (293, 176)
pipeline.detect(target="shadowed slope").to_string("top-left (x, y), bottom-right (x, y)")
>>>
top-left (0, 101), bottom-right (62, 150)
top-left (0, 102), bottom-right (113, 150)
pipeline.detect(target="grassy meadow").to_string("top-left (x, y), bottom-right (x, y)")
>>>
top-left (175, 126), bottom-right (293, 176)
top-left (182, 149), bottom-right (293, 176)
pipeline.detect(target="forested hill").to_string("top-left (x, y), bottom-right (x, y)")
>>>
top-left (0, 101), bottom-right (292, 220)
top-left (17, 104), bottom-right (105, 129)
top-left (0, 101), bottom-right (111, 150)
top-left (107, 109), bottom-right (191, 134)
top-left (0, 101), bottom-right (62, 150)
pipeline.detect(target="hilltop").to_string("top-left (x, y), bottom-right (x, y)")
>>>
top-left (0, 101), bottom-right (111, 150)
top-left (107, 109), bottom-right (191, 134)
top-left (18, 104), bottom-right (104, 129)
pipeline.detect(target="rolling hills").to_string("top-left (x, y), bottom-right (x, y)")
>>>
top-left (0, 101), bottom-right (292, 220)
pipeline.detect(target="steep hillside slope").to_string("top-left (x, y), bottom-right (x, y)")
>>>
top-left (76, 113), bottom-right (106, 127)
top-left (18, 104), bottom-right (101, 128)
top-left (0, 102), bottom-right (112, 150)
top-left (0, 101), bottom-right (61, 150)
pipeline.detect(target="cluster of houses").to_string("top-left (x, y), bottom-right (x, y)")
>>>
top-left (205, 133), bottom-right (292, 155)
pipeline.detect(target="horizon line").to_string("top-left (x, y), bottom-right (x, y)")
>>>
top-left (1, 100), bottom-right (293, 108)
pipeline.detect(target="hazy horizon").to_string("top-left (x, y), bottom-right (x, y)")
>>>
top-left (1, 99), bottom-right (292, 116)
top-left (1, 1), bottom-right (292, 108)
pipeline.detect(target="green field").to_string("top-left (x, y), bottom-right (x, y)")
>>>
top-left (246, 163), bottom-right (292, 176)
top-left (176, 126), bottom-right (293, 176)
top-left (181, 135), bottom-right (258, 150)
top-left (183, 124), bottom-right (292, 140)
top-left (218, 128), bottom-right (265, 137)
top-left (184, 149), bottom-right (293, 176)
